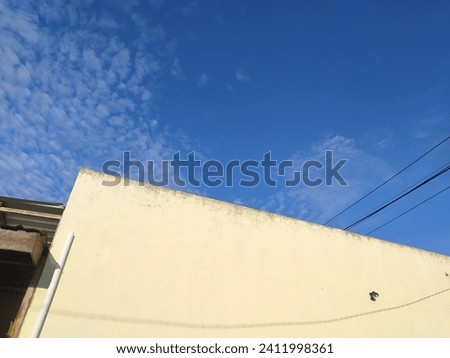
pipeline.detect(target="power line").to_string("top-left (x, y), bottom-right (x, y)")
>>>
top-left (366, 185), bottom-right (450, 236)
top-left (368, 163), bottom-right (449, 210)
top-left (344, 165), bottom-right (449, 231)
top-left (323, 135), bottom-right (450, 225)
top-left (343, 165), bottom-right (450, 231)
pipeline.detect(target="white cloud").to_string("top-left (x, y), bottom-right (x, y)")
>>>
top-left (170, 58), bottom-right (183, 80)
top-left (83, 48), bottom-right (104, 73)
top-left (131, 14), bottom-right (166, 43)
top-left (261, 135), bottom-right (392, 225)
top-left (110, 48), bottom-right (131, 80)
top-left (165, 39), bottom-right (178, 54)
top-left (236, 70), bottom-right (250, 83)
top-left (197, 73), bottom-right (209, 88)
top-left (142, 90), bottom-right (153, 101)
top-left (150, 119), bottom-right (159, 128)
top-left (95, 12), bottom-right (119, 29)
top-left (410, 111), bottom-right (450, 140)
top-left (0, 0), bottom-right (185, 202)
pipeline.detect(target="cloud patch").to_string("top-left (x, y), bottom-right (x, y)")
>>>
top-left (170, 58), bottom-right (184, 80)
top-left (261, 136), bottom-right (392, 225)
top-left (0, 0), bottom-right (181, 202)
top-left (197, 73), bottom-right (209, 88)
top-left (236, 70), bottom-right (250, 83)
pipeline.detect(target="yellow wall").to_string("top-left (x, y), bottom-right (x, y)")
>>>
top-left (20, 169), bottom-right (450, 337)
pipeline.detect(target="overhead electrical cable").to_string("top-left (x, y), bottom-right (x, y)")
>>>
top-left (366, 185), bottom-right (450, 235)
top-left (323, 135), bottom-right (450, 225)
top-left (343, 165), bottom-right (450, 231)
top-left (366, 163), bottom-right (449, 210)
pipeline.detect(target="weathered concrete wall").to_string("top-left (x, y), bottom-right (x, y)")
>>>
top-left (20, 169), bottom-right (450, 337)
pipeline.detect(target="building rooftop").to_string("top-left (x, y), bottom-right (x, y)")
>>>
top-left (0, 195), bottom-right (64, 244)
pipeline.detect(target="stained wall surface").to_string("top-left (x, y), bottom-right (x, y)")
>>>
top-left (20, 169), bottom-right (450, 337)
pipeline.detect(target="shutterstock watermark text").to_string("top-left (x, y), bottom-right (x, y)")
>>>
top-left (102, 151), bottom-right (348, 188)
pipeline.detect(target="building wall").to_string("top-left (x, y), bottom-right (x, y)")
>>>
top-left (20, 169), bottom-right (450, 337)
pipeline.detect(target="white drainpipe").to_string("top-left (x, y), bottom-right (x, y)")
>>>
top-left (30, 231), bottom-right (75, 338)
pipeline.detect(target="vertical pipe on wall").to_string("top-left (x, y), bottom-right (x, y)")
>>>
top-left (30, 231), bottom-right (75, 338)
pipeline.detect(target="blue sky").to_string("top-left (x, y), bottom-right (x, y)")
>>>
top-left (0, 0), bottom-right (449, 254)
